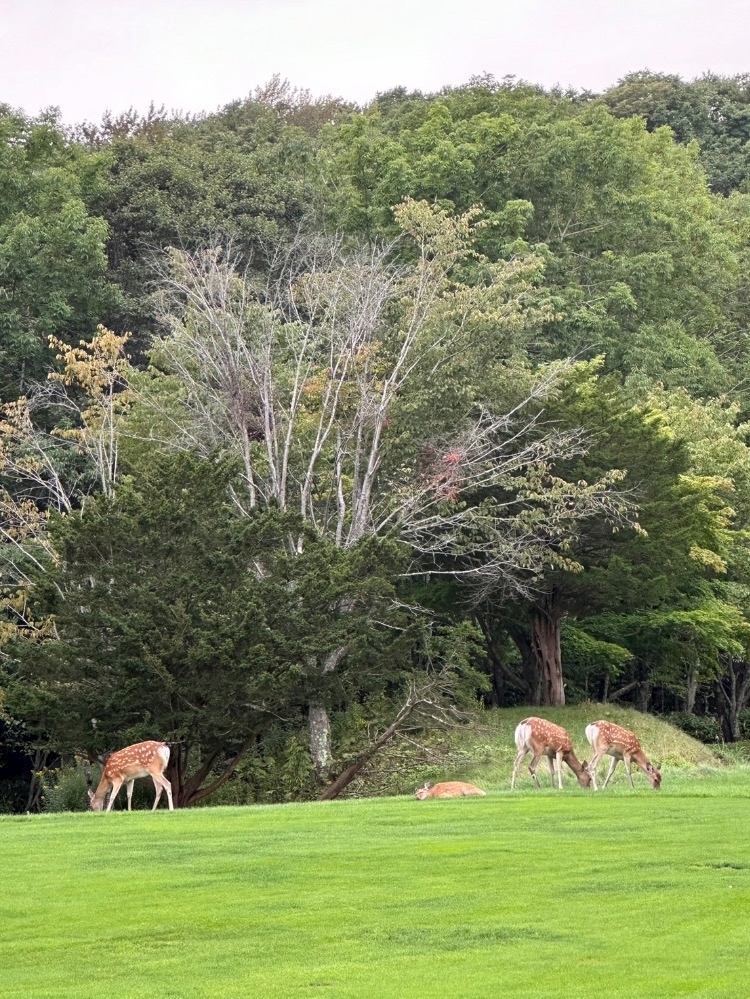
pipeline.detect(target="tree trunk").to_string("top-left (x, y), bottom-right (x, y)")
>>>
top-left (716, 659), bottom-right (750, 742)
top-left (182, 740), bottom-right (255, 806)
top-left (685, 666), bottom-right (699, 714)
top-left (474, 611), bottom-right (531, 707)
top-left (635, 680), bottom-right (651, 713)
top-left (530, 605), bottom-right (564, 707)
top-left (165, 742), bottom-right (255, 807)
top-left (307, 645), bottom-right (348, 781)
top-left (309, 704), bottom-right (334, 780)
top-left (25, 749), bottom-right (48, 812)
top-left (165, 743), bottom-right (189, 807)
top-left (508, 627), bottom-right (541, 705)
top-left (488, 655), bottom-right (503, 707)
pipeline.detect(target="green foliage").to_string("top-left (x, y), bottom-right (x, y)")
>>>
top-left (39, 763), bottom-right (92, 812)
top-left (86, 93), bottom-right (330, 352)
top-left (0, 108), bottom-right (120, 398)
top-left (604, 70), bottom-right (750, 195)
top-left (329, 86), bottom-right (746, 398)
top-left (665, 712), bottom-right (723, 744)
top-left (560, 625), bottom-right (632, 700)
top-left (586, 599), bottom-right (749, 702)
top-left (328, 101), bottom-right (521, 239)
top-left (5, 71), bottom-right (750, 782)
top-left (3, 450), bottom-right (412, 803)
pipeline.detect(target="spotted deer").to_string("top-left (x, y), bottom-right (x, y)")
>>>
top-left (585, 720), bottom-right (661, 790)
top-left (87, 741), bottom-right (174, 812)
top-left (415, 781), bottom-right (486, 799)
top-left (511, 717), bottom-right (592, 790)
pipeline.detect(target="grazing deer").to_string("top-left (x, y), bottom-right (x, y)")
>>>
top-left (585, 721), bottom-right (661, 790)
top-left (415, 781), bottom-right (486, 799)
top-left (511, 717), bottom-right (592, 790)
top-left (87, 741), bottom-right (174, 812)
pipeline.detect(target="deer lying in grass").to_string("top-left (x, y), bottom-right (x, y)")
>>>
top-left (511, 717), bottom-right (592, 790)
top-left (415, 781), bottom-right (486, 799)
top-left (87, 741), bottom-right (174, 811)
top-left (585, 721), bottom-right (661, 790)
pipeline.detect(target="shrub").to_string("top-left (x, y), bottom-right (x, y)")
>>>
top-left (40, 765), bottom-right (91, 812)
top-left (664, 712), bottom-right (722, 744)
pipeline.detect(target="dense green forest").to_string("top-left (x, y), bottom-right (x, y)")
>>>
top-left (3, 70), bottom-right (750, 810)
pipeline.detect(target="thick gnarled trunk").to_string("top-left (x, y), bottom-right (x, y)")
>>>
top-left (530, 606), bottom-right (565, 707)
top-left (165, 740), bottom-right (254, 807)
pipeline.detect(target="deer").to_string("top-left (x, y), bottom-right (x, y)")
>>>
top-left (585, 720), bottom-right (661, 790)
top-left (415, 781), bottom-right (486, 799)
top-left (511, 717), bottom-right (592, 790)
top-left (87, 741), bottom-right (174, 812)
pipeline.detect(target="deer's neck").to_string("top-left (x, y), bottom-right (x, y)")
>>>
top-left (91, 775), bottom-right (112, 807)
top-left (563, 750), bottom-right (587, 780)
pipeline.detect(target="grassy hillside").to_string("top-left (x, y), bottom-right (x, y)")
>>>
top-left (349, 705), bottom-right (724, 798)
top-left (3, 778), bottom-right (750, 998)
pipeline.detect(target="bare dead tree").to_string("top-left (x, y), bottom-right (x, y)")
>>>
top-left (148, 200), bottom-right (633, 773)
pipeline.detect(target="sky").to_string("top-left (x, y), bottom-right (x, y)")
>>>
top-left (1, 0), bottom-right (748, 124)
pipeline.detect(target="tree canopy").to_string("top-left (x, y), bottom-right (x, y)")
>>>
top-left (4, 67), bottom-right (750, 809)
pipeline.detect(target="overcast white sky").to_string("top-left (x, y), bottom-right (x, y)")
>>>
top-left (1, 0), bottom-right (748, 124)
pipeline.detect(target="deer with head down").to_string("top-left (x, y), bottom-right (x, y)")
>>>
top-left (585, 720), bottom-right (661, 790)
top-left (511, 717), bottom-right (592, 790)
top-left (415, 781), bottom-right (486, 799)
top-left (87, 741), bottom-right (174, 812)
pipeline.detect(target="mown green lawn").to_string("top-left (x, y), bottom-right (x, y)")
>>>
top-left (3, 773), bottom-right (749, 999)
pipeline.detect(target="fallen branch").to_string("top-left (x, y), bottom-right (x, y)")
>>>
top-left (319, 668), bottom-right (467, 801)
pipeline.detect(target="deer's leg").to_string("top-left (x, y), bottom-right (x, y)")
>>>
top-left (151, 775), bottom-right (163, 810)
top-left (105, 778), bottom-right (123, 812)
top-left (546, 754), bottom-right (556, 787)
top-left (511, 749), bottom-right (529, 790)
top-left (588, 753), bottom-right (606, 791)
top-left (528, 751), bottom-right (543, 789)
top-left (602, 756), bottom-right (619, 789)
top-left (624, 756), bottom-right (634, 787)
top-left (126, 781), bottom-right (134, 812)
top-left (153, 774), bottom-right (174, 811)
top-left (555, 751), bottom-right (565, 790)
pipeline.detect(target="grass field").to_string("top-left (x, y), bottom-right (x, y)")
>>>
top-left (4, 728), bottom-right (750, 999)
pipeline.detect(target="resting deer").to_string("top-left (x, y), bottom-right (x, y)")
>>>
top-left (415, 781), bottom-right (486, 799)
top-left (511, 717), bottom-right (592, 790)
top-left (87, 741), bottom-right (174, 811)
top-left (585, 720), bottom-right (661, 790)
